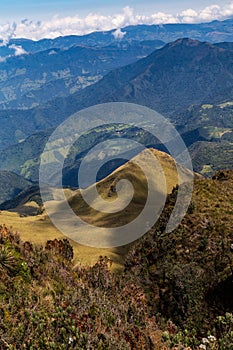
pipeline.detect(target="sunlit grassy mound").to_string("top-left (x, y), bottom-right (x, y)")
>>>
top-left (65, 148), bottom-right (194, 228)
top-left (0, 149), bottom-right (194, 267)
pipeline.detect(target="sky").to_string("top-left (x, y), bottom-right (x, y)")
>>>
top-left (0, 0), bottom-right (233, 41)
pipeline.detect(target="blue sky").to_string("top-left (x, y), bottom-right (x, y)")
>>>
top-left (0, 0), bottom-right (232, 40)
top-left (0, 0), bottom-right (230, 20)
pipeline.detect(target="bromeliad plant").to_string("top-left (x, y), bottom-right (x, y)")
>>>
top-left (0, 246), bottom-right (18, 275)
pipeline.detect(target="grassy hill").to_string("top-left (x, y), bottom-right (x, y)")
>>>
top-left (1, 165), bottom-right (233, 348)
top-left (0, 149), bottom-right (193, 267)
top-left (66, 148), bottom-right (193, 228)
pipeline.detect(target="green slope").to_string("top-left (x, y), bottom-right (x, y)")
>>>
top-left (0, 171), bottom-right (33, 204)
top-left (0, 38), bottom-right (233, 151)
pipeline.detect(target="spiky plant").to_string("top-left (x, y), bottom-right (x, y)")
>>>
top-left (0, 246), bottom-right (18, 275)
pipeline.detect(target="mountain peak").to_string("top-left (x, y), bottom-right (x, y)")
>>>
top-left (169, 38), bottom-right (204, 47)
top-left (161, 37), bottom-right (220, 57)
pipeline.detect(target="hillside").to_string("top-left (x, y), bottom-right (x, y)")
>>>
top-left (176, 101), bottom-right (233, 176)
top-left (189, 141), bottom-right (233, 176)
top-left (0, 148), bottom-right (193, 261)
top-left (0, 226), bottom-right (165, 349)
top-left (1, 168), bottom-right (233, 348)
top-left (65, 148), bottom-right (193, 227)
top-left (124, 170), bottom-right (233, 342)
top-left (0, 129), bottom-right (52, 180)
top-left (0, 171), bottom-right (33, 205)
top-left (176, 102), bottom-right (233, 132)
top-left (0, 38), bottom-right (232, 151)
top-left (42, 37), bottom-right (233, 119)
top-left (76, 38), bottom-right (233, 117)
top-left (0, 101), bottom-right (232, 183)
top-left (0, 41), bottom-right (163, 110)
top-left (0, 123), bottom-right (159, 183)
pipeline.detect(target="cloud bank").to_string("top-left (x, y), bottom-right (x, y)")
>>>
top-left (0, 2), bottom-right (233, 42)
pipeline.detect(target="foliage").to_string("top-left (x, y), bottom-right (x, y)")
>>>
top-left (124, 171), bottom-right (233, 348)
top-left (1, 171), bottom-right (233, 349)
top-left (0, 226), bottom-right (162, 349)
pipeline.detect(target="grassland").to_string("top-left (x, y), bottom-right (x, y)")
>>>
top-left (0, 149), bottom-right (193, 270)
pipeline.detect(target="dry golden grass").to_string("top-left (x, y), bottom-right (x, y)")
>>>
top-left (0, 211), bottom-right (128, 270)
top-left (0, 149), bottom-right (193, 270)
top-left (67, 149), bottom-right (193, 227)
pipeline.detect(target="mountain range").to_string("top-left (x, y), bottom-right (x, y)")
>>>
top-left (0, 37), bottom-right (232, 152)
top-left (1, 19), bottom-right (233, 348)
top-left (1, 18), bottom-right (233, 58)
top-left (0, 17), bottom-right (232, 110)
top-left (0, 22), bottom-right (232, 206)
top-left (0, 40), bottom-right (164, 109)
top-left (0, 36), bottom-right (231, 205)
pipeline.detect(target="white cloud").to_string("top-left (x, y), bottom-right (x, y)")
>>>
top-left (0, 2), bottom-right (232, 42)
top-left (179, 9), bottom-right (199, 23)
top-left (112, 28), bottom-right (126, 40)
top-left (9, 44), bottom-right (27, 56)
top-left (0, 44), bottom-right (27, 62)
top-left (150, 12), bottom-right (178, 24)
top-left (0, 22), bottom-right (17, 45)
top-left (222, 2), bottom-right (233, 16)
top-left (199, 5), bottom-right (222, 22)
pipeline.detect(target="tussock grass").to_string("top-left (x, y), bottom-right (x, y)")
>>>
top-left (0, 149), bottom-right (193, 270)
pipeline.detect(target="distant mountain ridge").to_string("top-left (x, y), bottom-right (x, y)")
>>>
top-left (82, 38), bottom-right (233, 116)
top-left (0, 40), bottom-right (164, 109)
top-left (1, 17), bottom-right (233, 58)
top-left (0, 38), bottom-right (232, 152)
top-left (0, 18), bottom-right (232, 112)
top-left (0, 37), bottom-right (232, 184)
